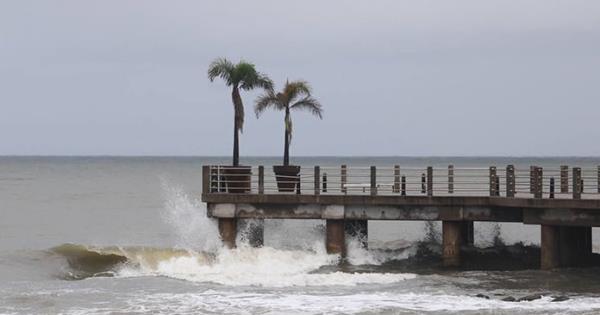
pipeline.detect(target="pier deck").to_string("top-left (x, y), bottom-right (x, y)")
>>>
top-left (201, 165), bottom-right (600, 269)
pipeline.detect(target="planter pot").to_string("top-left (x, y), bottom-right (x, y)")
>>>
top-left (273, 165), bottom-right (301, 193)
top-left (222, 166), bottom-right (252, 193)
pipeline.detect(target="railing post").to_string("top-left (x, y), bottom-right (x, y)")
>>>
top-left (549, 177), bottom-right (555, 199)
top-left (401, 176), bottom-right (406, 196)
top-left (341, 165), bottom-right (347, 194)
top-left (495, 175), bottom-right (500, 196)
top-left (393, 165), bottom-right (400, 193)
top-left (573, 167), bottom-right (582, 199)
top-left (322, 172), bottom-right (328, 193)
top-left (427, 166), bottom-right (433, 197)
top-left (534, 167), bottom-right (543, 199)
top-left (314, 166), bottom-right (320, 195)
top-left (530, 166), bottom-right (536, 194)
top-left (489, 166), bottom-right (497, 196)
top-left (421, 173), bottom-right (426, 194)
top-left (258, 165), bottom-right (264, 194)
top-left (506, 165), bottom-right (515, 197)
top-left (560, 165), bottom-right (569, 194)
top-left (448, 164), bottom-right (454, 194)
top-left (598, 166), bottom-right (600, 194)
top-left (597, 166), bottom-right (600, 194)
top-left (202, 165), bottom-right (210, 194)
top-left (370, 166), bottom-right (377, 196)
top-left (296, 170), bottom-right (301, 195)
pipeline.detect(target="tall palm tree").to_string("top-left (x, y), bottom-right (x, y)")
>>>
top-left (255, 80), bottom-right (323, 166)
top-left (208, 58), bottom-right (273, 166)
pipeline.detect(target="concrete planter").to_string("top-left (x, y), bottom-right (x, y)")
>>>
top-left (223, 166), bottom-right (252, 193)
top-left (273, 165), bottom-right (300, 192)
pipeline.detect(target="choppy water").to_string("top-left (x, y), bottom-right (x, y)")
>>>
top-left (3, 156), bottom-right (600, 314)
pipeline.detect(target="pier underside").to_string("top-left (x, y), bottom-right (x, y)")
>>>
top-left (206, 194), bottom-right (599, 270)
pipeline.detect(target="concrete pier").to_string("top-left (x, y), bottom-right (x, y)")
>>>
top-left (204, 164), bottom-right (600, 269)
top-left (442, 221), bottom-right (462, 267)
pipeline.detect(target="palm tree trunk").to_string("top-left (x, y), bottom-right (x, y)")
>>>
top-left (283, 109), bottom-right (290, 166)
top-left (233, 119), bottom-right (239, 166)
top-left (231, 86), bottom-right (242, 166)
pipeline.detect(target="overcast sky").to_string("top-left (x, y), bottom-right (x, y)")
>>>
top-left (1, 1), bottom-right (599, 156)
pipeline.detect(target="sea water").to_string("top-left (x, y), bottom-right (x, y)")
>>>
top-left (2, 156), bottom-right (600, 314)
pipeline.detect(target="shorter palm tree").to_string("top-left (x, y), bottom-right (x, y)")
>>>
top-left (255, 80), bottom-right (323, 166)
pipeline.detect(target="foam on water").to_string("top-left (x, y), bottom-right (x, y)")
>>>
top-left (58, 290), bottom-right (600, 315)
top-left (116, 245), bottom-right (415, 287)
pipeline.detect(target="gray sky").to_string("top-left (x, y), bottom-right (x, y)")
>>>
top-left (1, 1), bottom-right (600, 156)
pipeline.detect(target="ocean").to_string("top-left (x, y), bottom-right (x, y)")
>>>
top-left (3, 156), bottom-right (600, 314)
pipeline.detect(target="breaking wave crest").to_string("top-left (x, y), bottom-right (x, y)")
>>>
top-left (49, 182), bottom-right (416, 286)
top-left (50, 244), bottom-right (416, 286)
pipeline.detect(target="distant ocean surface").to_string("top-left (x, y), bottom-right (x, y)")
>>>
top-left (3, 156), bottom-right (600, 314)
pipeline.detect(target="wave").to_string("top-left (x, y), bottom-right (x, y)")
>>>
top-left (49, 243), bottom-right (416, 286)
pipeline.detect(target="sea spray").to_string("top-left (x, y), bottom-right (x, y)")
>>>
top-left (160, 180), bottom-right (221, 252)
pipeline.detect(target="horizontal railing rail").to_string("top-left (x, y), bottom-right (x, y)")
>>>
top-left (201, 165), bottom-right (600, 199)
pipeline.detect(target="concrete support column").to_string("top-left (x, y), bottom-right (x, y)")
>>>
top-left (219, 218), bottom-right (237, 249)
top-left (345, 220), bottom-right (368, 248)
top-left (326, 220), bottom-right (345, 255)
top-left (460, 221), bottom-right (474, 246)
top-left (541, 225), bottom-right (560, 270)
top-left (443, 221), bottom-right (462, 267)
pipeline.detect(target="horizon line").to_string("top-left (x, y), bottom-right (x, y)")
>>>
top-left (2, 155), bottom-right (600, 158)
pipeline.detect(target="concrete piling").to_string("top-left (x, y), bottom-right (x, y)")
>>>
top-left (219, 218), bottom-right (237, 249)
top-left (541, 225), bottom-right (560, 270)
top-left (326, 219), bottom-right (345, 255)
top-left (442, 221), bottom-right (462, 267)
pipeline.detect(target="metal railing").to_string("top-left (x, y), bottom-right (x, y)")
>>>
top-left (202, 165), bottom-right (600, 199)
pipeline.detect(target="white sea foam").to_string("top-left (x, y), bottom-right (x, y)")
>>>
top-left (160, 181), bottom-right (221, 252)
top-left (117, 245), bottom-right (415, 287)
top-left (61, 291), bottom-right (600, 315)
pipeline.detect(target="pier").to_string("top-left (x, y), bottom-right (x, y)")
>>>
top-left (201, 165), bottom-right (600, 269)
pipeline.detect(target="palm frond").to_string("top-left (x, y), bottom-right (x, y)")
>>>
top-left (254, 91), bottom-right (285, 118)
top-left (207, 58), bottom-right (235, 85)
top-left (283, 80), bottom-right (311, 104)
top-left (290, 96), bottom-right (323, 119)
